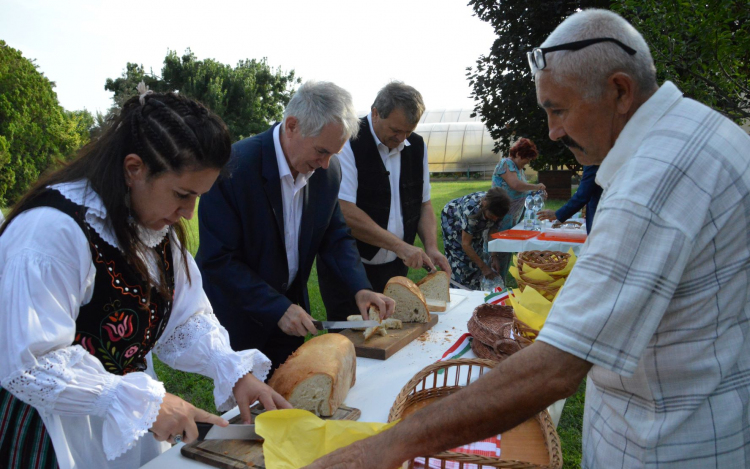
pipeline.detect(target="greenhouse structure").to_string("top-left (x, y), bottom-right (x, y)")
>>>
top-left (357, 109), bottom-right (503, 176)
top-left (415, 108), bottom-right (500, 175)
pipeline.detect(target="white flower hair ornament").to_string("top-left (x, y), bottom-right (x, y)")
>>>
top-left (136, 81), bottom-right (153, 105)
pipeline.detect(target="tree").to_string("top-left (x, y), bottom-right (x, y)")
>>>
top-left (95, 63), bottom-right (168, 136)
top-left (0, 41), bottom-right (89, 205)
top-left (467, 1), bottom-right (749, 172)
top-left (104, 50), bottom-right (299, 141)
top-left (614, 0), bottom-right (750, 122)
top-left (65, 109), bottom-right (96, 143)
top-left (466, 1), bottom-right (604, 171)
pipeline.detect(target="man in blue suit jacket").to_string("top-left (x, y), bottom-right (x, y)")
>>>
top-left (196, 81), bottom-right (394, 370)
top-left (537, 165), bottom-right (602, 233)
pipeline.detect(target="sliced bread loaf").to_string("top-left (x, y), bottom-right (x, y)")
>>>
top-left (268, 333), bottom-right (356, 417)
top-left (384, 276), bottom-right (430, 323)
top-left (417, 271), bottom-right (451, 303)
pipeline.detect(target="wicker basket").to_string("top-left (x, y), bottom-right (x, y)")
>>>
top-left (388, 359), bottom-right (562, 469)
top-left (467, 304), bottom-right (515, 348)
top-left (471, 336), bottom-right (504, 361)
top-left (516, 251), bottom-right (570, 276)
top-left (494, 320), bottom-right (538, 358)
top-left (467, 305), bottom-right (539, 361)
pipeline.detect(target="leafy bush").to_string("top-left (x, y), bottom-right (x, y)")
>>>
top-left (0, 41), bottom-right (90, 204)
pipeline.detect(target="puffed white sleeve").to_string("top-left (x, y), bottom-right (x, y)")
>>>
top-left (153, 243), bottom-right (271, 412)
top-left (0, 209), bottom-right (166, 461)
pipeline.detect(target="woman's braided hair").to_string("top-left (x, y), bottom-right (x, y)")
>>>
top-left (3, 92), bottom-right (232, 304)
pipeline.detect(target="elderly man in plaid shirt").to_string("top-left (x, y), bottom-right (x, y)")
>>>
top-left (306, 9), bottom-right (750, 469)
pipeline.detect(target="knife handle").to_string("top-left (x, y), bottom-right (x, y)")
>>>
top-left (311, 320), bottom-right (325, 330)
top-left (196, 422), bottom-right (213, 441)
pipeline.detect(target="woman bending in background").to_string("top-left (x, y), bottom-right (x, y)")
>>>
top-left (441, 188), bottom-right (510, 290)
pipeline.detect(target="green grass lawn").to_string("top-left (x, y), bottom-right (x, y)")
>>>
top-left (157, 181), bottom-right (584, 468)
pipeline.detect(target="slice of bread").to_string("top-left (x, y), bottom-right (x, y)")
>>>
top-left (347, 314), bottom-right (403, 332)
top-left (417, 271), bottom-right (451, 303)
top-left (426, 298), bottom-right (447, 312)
top-left (382, 318), bottom-right (403, 329)
top-left (384, 276), bottom-right (430, 323)
top-left (268, 334), bottom-right (356, 417)
top-left (363, 307), bottom-right (383, 340)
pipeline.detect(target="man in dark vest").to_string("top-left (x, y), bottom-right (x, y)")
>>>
top-left (318, 81), bottom-right (450, 321)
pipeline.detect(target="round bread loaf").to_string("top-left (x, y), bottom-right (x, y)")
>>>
top-left (268, 333), bottom-right (356, 417)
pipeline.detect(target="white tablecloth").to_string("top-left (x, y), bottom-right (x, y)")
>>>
top-left (141, 289), bottom-right (565, 468)
top-left (488, 220), bottom-right (586, 255)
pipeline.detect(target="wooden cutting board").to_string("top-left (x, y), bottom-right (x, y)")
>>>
top-left (180, 405), bottom-right (361, 468)
top-left (339, 315), bottom-right (439, 360)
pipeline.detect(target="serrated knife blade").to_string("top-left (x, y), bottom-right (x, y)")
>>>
top-left (197, 422), bottom-right (263, 441)
top-left (312, 320), bottom-right (379, 330)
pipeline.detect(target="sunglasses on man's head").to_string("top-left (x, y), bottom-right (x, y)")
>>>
top-left (527, 37), bottom-right (637, 72)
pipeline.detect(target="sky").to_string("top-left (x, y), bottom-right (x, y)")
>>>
top-left (1, 0), bottom-right (498, 115)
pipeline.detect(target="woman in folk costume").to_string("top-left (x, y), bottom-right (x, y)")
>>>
top-left (0, 84), bottom-right (290, 469)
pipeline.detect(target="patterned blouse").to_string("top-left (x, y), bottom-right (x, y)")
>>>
top-left (492, 158), bottom-right (530, 230)
top-left (440, 191), bottom-right (498, 290)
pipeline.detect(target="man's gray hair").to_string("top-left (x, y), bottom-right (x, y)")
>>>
top-left (371, 81), bottom-right (425, 126)
top-left (539, 9), bottom-right (657, 100)
top-left (283, 80), bottom-right (360, 140)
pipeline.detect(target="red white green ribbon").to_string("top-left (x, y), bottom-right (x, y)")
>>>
top-left (438, 333), bottom-right (473, 362)
top-left (484, 288), bottom-right (511, 305)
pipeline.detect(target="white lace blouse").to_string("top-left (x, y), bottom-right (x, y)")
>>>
top-left (0, 180), bottom-right (271, 469)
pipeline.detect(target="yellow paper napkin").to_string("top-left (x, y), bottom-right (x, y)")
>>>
top-left (256, 409), bottom-right (398, 469)
top-left (521, 267), bottom-right (554, 282)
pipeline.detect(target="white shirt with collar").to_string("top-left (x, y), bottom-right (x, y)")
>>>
top-left (337, 112), bottom-right (431, 265)
top-left (538, 81), bottom-right (750, 468)
top-left (273, 124), bottom-right (313, 286)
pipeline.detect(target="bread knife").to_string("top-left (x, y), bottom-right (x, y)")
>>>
top-left (196, 422), bottom-right (264, 441)
top-left (312, 320), bottom-right (379, 330)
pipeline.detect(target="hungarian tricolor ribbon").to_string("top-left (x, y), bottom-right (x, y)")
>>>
top-left (484, 288), bottom-right (511, 305)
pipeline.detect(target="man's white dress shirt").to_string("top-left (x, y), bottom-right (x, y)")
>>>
top-left (273, 124), bottom-right (313, 286)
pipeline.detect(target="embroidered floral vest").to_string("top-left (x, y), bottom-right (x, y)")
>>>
top-left (27, 190), bottom-right (175, 376)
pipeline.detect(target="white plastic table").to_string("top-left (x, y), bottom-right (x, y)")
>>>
top-left (141, 289), bottom-right (565, 468)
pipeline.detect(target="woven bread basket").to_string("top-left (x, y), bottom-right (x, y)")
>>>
top-left (516, 251), bottom-right (570, 276)
top-left (467, 304), bottom-right (515, 348)
top-left (471, 336), bottom-right (504, 361)
top-left (388, 359), bottom-right (562, 469)
top-left (467, 304), bottom-right (539, 361)
top-left (494, 320), bottom-right (538, 358)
